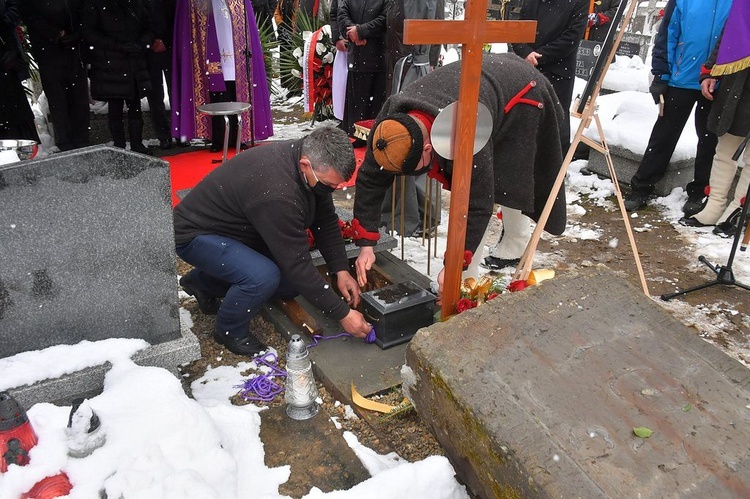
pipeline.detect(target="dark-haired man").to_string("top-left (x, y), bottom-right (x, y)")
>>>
top-left (352, 53), bottom-right (567, 300)
top-left (174, 126), bottom-right (372, 355)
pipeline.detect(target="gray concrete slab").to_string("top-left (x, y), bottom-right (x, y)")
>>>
top-left (586, 144), bottom-right (694, 196)
top-left (404, 267), bottom-right (750, 498)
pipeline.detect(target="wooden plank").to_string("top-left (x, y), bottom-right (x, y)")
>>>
top-left (272, 298), bottom-right (324, 336)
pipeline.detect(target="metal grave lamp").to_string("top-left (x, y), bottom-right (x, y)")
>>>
top-left (285, 334), bottom-right (320, 420)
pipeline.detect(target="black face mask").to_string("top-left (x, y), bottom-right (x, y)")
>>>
top-left (312, 181), bottom-right (337, 195)
top-left (308, 165), bottom-right (338, 195)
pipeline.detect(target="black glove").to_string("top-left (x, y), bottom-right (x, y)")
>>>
top-left (123, 42), bottom-right (141, 54)
top-left (649, 79), bottom-right (668, 105)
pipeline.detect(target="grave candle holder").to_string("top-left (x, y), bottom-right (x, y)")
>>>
top-left (285, 334), bottom-right (320, 420)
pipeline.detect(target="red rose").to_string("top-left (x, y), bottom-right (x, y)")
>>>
top-left (507, 280), bottom-right (528, 292)
top-left (487, 292), bottom-right (499, 301)
top-left (456, 298), bottom-right (476, 313)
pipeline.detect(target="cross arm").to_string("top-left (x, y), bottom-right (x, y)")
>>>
top-left (404, 20), bottom-right (537, 46)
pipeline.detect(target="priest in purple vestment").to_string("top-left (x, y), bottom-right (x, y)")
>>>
top-left (171, 0), bottom-right (273, 147)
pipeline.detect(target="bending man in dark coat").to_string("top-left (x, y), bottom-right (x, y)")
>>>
top-left (174, 126), bottom-right (372, 356)
top-left (352, 53), bottom-right (567, 300)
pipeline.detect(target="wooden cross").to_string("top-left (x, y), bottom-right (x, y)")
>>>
top-left (403, 1), bottom-right (537, 318)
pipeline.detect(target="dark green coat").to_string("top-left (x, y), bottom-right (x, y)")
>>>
top-left (354, 53), bottom-right (567, 256)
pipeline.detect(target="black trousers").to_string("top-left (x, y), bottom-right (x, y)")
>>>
top-left (209, 80), bottom-right (239, 147)
top-left (542, 71), bottom-right (574, 155)
top-left (107, 89), bottom-right (144, 149)
top-left (342, 71), bottom-right (387, 136)
top-left (630, 86), bottom-right (718, 197)
top-left (146, 52), bottom-right (171, 142)
top-left (38, 59), bottom-right (90, 150)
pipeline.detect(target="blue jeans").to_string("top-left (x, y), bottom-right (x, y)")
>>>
top-left (176, 234), bottom-right (298, 338)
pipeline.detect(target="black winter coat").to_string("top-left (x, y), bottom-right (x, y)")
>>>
top-left (511, 0), bottom-right (588, 79)
top-left (338, 0), bottom-right (387, 73)
top-left (587, 0), bottom-right (621, 43)
top-left (21, 0), bottom-right (86, 66)
top-left (144, 0), bottom-right (175, 72)
top-left (81, 0), bottom-right (152, 101)
top-left (0, 0), bottom-right (27, 79)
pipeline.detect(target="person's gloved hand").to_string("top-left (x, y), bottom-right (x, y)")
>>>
top-left (649, 78), bottom-right (668, 105)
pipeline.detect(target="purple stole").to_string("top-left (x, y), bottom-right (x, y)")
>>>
top-left (712, 0), bottom-right (750, 77)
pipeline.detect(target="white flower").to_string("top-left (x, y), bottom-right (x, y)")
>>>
top-left (315, 42), bottom-right (326, 55)
top-left (322, 52), bottom-right (334, 64)
top-left (292, 47), bottom-right (303, 58)
top-left (323, 25), bottom-right (332, 37)
top-left (291, 68), bottom-right (302, 78)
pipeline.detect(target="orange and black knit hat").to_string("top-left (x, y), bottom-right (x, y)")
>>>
top-left (369, 113), bottom-right (424, 174)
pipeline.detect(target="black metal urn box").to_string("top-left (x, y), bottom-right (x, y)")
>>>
top-left (361, 281), bottom-right (436, 349)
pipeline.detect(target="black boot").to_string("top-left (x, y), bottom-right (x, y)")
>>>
top-left (713, 208), bottom-right (745, 238)
top-left (108, 114), bottom-right (126, 149)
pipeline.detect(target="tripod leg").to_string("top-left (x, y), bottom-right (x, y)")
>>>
top-left (661, 280), bottom-right (722, 301)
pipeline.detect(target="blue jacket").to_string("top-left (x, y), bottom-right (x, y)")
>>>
top-left (651, 0), bottom-right (730, 90)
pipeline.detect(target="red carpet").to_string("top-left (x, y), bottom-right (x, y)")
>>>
top-left (165, 144), bottom-right (366, 207)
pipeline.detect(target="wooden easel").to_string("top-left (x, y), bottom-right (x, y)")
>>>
top-left (404, 0), bottom-right (537, 318)
top-left (512, 0), bottom-right (650, 295)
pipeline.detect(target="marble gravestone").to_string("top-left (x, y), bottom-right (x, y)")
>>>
top-left (0, 146), bottom-right (199, 404)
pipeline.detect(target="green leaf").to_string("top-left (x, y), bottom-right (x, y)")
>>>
top-left (633, 427), bottom-right (653, 438)
top-left (682, 403), bottom-right (692, 412)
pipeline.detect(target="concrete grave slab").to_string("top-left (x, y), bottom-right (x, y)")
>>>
top-left (404, 267), bottom-right (750, 498)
